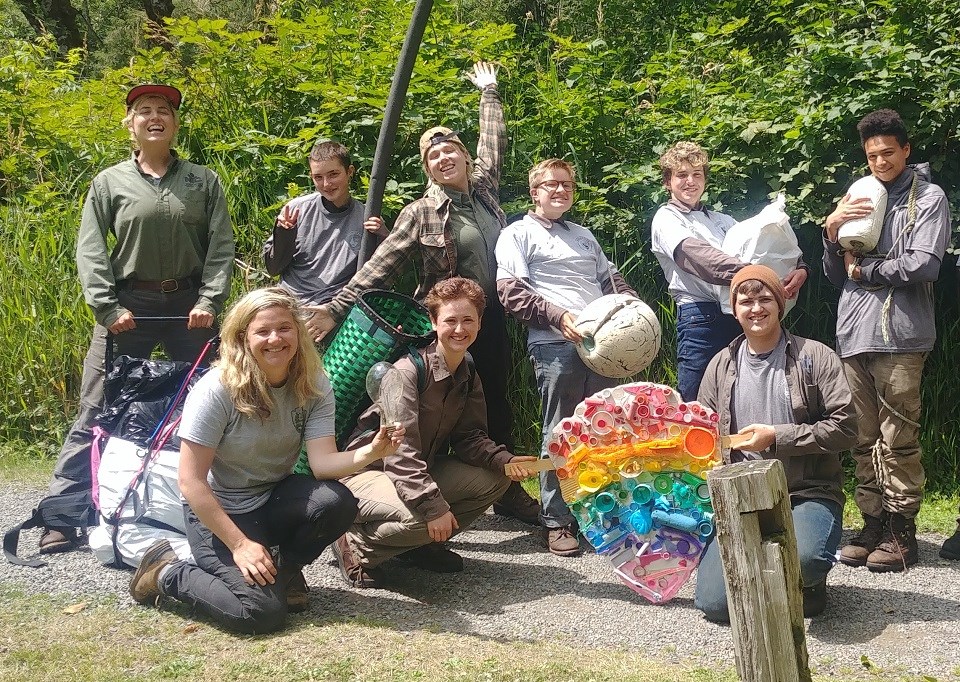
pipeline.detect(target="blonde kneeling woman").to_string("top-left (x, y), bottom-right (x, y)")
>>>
top-left (129, 287), bottom-right (402, 633)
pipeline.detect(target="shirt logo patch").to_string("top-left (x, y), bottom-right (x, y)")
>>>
top-left (184, 172), bottom-right (204, 189)
top-left (575, 236), bottom-right (593, 252)
top-left (292, 407), bottom-right (306, 434)
top-left (347, 231), bottom-right (361, 249)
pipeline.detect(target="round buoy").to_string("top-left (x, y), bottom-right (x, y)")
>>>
top-left (575, 294), bottom-right (662, 378)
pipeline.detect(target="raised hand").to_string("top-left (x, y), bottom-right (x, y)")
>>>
top-left (277, 204), bottom-right (300, 230)
top-left (466, 61), bottom-right (498, 90)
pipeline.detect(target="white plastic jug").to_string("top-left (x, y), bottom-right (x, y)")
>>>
top-left (838, 175), bottom-right (887, 252)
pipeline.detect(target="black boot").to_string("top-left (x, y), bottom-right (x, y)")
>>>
top-left (940, 520), bottom-right (960, 561)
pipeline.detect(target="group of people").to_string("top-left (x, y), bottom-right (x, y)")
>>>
top-left (32, 63), bottom-right (958, 635)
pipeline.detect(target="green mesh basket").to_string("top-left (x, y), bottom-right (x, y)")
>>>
top-left (293, 290), bottom-right (435, 475)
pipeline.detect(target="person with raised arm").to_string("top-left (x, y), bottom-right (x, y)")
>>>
top-left (304, 61), bottom-right (539, 525)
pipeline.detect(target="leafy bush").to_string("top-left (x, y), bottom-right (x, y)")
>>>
top-left (1, 0), bottom-right (957, 487)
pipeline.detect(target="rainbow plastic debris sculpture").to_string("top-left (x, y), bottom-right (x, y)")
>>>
top-left (545, 382), bottom-right (722, 603)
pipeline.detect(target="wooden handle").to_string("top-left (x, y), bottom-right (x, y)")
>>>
top-left (505, 459), bottom-right (556, 477)
top-left (721, 433), bottom-right (752, 449)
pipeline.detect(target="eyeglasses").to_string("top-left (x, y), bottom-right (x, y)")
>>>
top-left (536, 180), bottom-right (575, 192)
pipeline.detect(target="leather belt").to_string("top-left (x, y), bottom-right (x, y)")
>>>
top-left (120, 277), bottom-right (195, 293)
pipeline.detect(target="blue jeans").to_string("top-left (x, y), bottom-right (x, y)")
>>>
top-left (161, 475), bottom-right (357, 634)
top-left (530, 341), bottom-right (617, 528)
top-left (694, 497), bottom-right (842, 623)
top-left (676, 302), bottom-right (742, 402)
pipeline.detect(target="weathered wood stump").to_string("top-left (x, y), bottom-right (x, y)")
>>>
top-left (706, 459), bottom-right (811, 682)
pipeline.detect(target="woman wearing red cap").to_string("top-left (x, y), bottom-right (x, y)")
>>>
top-left (37, 84), bottom-right (234, 554)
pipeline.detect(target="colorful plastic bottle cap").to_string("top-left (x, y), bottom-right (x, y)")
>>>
top-left (668, 424), bottom-right (682, 437)
top-left (698, 521), bottom-right (714, 537)
top-left (633, 484), bottom-right (653, 505)
top-left (579, 470), bottom-right (607, 493)
top-left (653, 474), bottom-right (673, 494)
top-left (684, 426), bottom-right (717, 460)
top-left (695, 483), bottom-right (710, 501)
top-left (595, 492), bottom-right (617, 513)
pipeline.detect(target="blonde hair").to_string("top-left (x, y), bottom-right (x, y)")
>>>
top-left (528, 158), bottom-right (576, 189)
top-left (217, 287), bottom-right (322, 419)
top-left (123, 94), bottom-right (180, 148)
top-left (658, 141), bottom-right (709, 183)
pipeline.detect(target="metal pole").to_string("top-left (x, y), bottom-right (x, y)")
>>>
top-left (358, 0), bottom-right (435, 266)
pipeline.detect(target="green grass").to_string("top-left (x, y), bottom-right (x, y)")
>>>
top-left (0, 586), bottom-right (951, 682)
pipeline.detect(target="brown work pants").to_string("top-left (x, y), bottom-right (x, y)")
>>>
top-left (843, 351), bottom-right (926, 519)
top-left (342, 458), bottom-right (510, 568)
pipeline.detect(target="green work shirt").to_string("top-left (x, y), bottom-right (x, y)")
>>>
top-left (444, 186), bottom-right (498, 296)
top-left (76, 153), bottom-right (235, 326)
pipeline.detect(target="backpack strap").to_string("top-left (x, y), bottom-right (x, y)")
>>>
top-left (406, 347), bottom-right (475, 393)
top-left (3, 491), bottom-right (95, 567)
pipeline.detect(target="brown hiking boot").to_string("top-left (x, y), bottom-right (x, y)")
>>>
top-left (493, 481), bottom-right (541, 526)
top-left (866, 514), bottom-right (919, 573)
top-left (38, 528), bottom-right (79, 554)
top-left (285, 568), bottom-right (310, 613)
top-left (129, 540), bottom-right (178, 604)
top-left (839, 513), bottom-right (886, 567)
top-left (545, 524), bottom-right (582, 557)
top-left (331, 534), bottom-right (383, 589)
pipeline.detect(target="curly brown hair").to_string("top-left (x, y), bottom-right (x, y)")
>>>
top-left (658, 141), bottom-right (709, 184)
top-left (424, 277), bottom-right (486, 320)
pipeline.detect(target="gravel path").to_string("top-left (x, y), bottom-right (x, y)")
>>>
top-left (2, 481), bottom-right (958, 679)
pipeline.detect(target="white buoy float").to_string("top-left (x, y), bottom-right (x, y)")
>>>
top-left (574, 294), bottom-right (662, 378)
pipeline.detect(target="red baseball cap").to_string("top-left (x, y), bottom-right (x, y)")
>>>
top-left (126, 84), bottom-right (182, 110)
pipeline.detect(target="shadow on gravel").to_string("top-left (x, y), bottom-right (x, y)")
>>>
top-left (809, 583), bottom-right (960, 644)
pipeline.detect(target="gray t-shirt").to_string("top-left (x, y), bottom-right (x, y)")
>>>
top-left (445, 187), bottom-right (498, 296)
top-left (651, 203), bottom-right (737, 305)
top-left (262, 194), bottom-right (366, 306)
top-left (495, 213), bottom-right (617, 346)
top-left (178, 367), bottom-right (335, 514)
top-left (834, 169), bottom-right (950, 356)
top-left (730, 333), bottom-right (792, 461)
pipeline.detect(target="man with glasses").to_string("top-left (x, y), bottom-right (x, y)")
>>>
top-left (495, 158), bottom-right (637, 555)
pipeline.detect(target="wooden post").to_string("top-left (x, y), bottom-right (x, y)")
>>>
top-left (706, 459), bottom-right (811, 682)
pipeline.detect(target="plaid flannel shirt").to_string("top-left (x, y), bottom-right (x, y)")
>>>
top-left (326, 86), bottom-right (507, 321)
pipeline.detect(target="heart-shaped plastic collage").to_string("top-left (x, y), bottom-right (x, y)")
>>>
top-left (545, 382), bottom-right (722, 603)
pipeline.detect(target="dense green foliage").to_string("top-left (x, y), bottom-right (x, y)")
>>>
top-left (1, 0), bottom-right (958, 487)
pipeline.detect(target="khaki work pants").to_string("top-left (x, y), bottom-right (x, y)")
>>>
top-left (342, 458), bottom-right (510, 568)
top-left (843, 351), bottom-right (926, 519)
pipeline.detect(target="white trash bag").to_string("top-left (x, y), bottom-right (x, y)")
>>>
top-left (838, 175), bottom-right (887, 252)
top-left (717, 193), bottom-right (802, 315)
top-left (89, 436), bottom-right (192, 568)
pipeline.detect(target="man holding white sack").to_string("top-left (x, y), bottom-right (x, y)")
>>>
top-left (823, 109), bottom-right (951, 571)
top-left (495, 158), bottom-right (637, 556)
top-left (651, 141), bottom-right (809, 402)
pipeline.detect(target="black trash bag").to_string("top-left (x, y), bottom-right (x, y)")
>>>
top-left (96, 355), bottom-right (201, 449)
